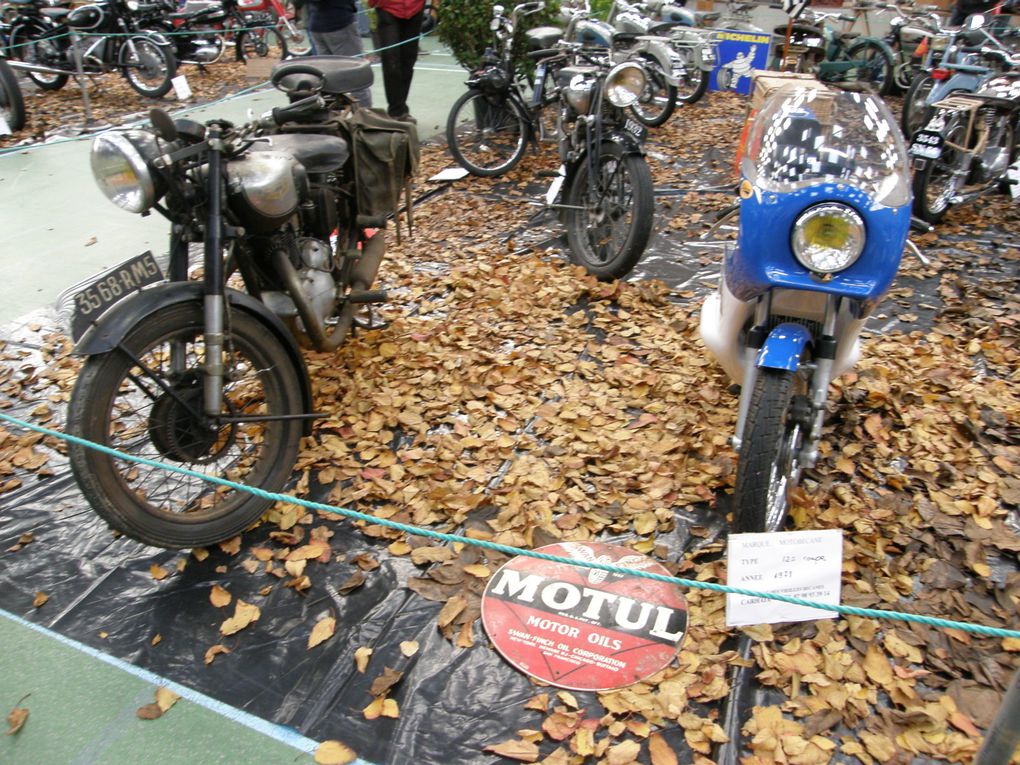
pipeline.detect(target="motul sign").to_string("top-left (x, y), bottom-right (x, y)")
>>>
top-left (481, 542), bottom-right (688, 691)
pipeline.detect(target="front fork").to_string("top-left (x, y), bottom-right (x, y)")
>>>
top-left (732, 293), bottom-right (839, 468)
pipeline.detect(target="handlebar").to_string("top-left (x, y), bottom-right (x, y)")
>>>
top-left (258, 94), bottom-right (326, 128)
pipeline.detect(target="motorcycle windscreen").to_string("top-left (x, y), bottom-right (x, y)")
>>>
top-left (741, 87), bottom-right (912, 210)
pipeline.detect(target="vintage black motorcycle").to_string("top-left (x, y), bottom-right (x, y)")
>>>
top-left (4, 0), bottom-right (176, 97)
top-left (539, 40), bottom-right (655, 280)
top-left (66, 57), bottom-right (407, 549)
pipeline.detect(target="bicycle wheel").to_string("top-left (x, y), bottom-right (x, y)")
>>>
top-left (844, 39), bottom-right (894, 96)
top-left (0, 58), bottom-right (25, 131)
top-left (67, 303), bottom-right (305, 549)
top-left (446, 88), bottom-right (529, 177)
top-left (236, 25), bottom-right (289, 62)
top-left (564, 141), bottom-right (654, 281)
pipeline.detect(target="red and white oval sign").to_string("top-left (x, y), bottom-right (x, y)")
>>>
top-left (481, 541), bottom-right (688, 691)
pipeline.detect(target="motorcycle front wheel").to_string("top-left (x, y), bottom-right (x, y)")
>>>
top-left (120, 38), bottom-right (177, 98)
top-left (67, 304), bottom-right (305, 549)
top-left (236, 26), bottom-right (289, 62)
top-left (446, 89), bottom-right (529, 177)
top-left (732, 368), bottom-right (808, 533)
top-left (0, 58), bottom-right (26, 131)
top-left (564, 141), bottom-right (654, 281)
top-left (673, 47), bottom-right (709, 106)
top-left (628, 54), bottom-right (677, 127)
top-left (901, 72), bottom-right (935, 139)
top-left (911, 112), bottom-right (968, 223)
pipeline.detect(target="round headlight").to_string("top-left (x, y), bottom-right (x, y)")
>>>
top-left (91, 132), bottom-right (157, 214)
top-left (791, 203), bottom-right (865, 274)
top-left (605, 61), bottom-right (646, 108)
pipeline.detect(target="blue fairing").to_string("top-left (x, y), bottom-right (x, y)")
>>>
top-left (727, 182), bottom-right (910, 309)
top-left (757, 323), bottom-right (812, 371)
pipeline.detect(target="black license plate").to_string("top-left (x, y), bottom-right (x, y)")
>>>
top-left (623, 118), bottom-right (647, 143)
top-left (909, 129), bottom-right (944, 160)
top-left (70, 251), bottom-right (164, 342)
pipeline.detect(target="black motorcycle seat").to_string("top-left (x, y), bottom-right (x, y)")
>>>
top-left (41, 7), bottom-right (72, 18)
top-left (251, 133), bottom-right (350, 174)
top-left (526, 26), bottom-right (564, 51)
top-left (272, 56), bottom-right (373, 96)
top-left (647, 21), bottom-right (687, 35)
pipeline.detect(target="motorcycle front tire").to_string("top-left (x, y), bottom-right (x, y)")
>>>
top-left (628, 53), bottom-right (677, 127)
top-left (673, 48), bottom-right (709, 106)
top-left (901, 72), bottom-right (935, 140)
top-left (0, 58), bottom-right (26, 131)
top-left (67, 303), bottom-right (305, 549)
top-left (120, 38), bottom-right (177, 98)
top-left (911, 113), bottom-right (968, 224)
top-left (446, 88), bottom-right (530, 177)
top-left (564, 141), bottom-right (654, 281)
top-left (732, 368), bottom-right (806, 533)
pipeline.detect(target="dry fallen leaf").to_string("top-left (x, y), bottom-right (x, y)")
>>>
top-left (209, 585), bottom-right (232, 608)
top-left (149, 563), bottom-right (170, 581)
top-left (314, 739), bottom-right (357, 765)
top-left (219, 600), bottom-right (261, 636)
top-left (5, 696), bottom-right (29, 736)
top-left (308, 617), bottom-right (336, 649)
top-left (354, 647), bottom-right (373, 673)
top-left (204, 644), bottom-right (231, 665)
top-left (399, 641), bottom-right (419, 657)
top-left (648, 732), bottom-right (678, 765)
top-left (483, 739), bottom-right (540, 762)
top-left (32, 592), bottom-right (48, 608)
top-left (155, 687), bottom-right (180, 713)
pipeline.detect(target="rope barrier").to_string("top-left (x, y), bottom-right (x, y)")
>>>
top-left (1, 410), bottom-right (1017, 641)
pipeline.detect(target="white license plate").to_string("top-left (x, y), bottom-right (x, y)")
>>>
top-left (909, 129), bottom-right (943, 160)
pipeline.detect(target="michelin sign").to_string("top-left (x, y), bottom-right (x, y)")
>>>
top-left (711, 29), bottom-right (774, 94)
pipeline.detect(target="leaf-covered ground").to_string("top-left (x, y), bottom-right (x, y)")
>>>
top-left (0, 82), bottom-right (1018, 765)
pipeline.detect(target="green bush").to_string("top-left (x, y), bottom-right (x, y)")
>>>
top-left (436, 0), bottom-right (564, 71)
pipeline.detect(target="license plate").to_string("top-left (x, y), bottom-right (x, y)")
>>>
top-left (623, 118), bottom-right (647, 143)
top-left (70, 251), bottom-right (164, 342)
top-left (701, 47), bottom-right (715, 63)
top-left (909, 129), bottom-right (943, 160)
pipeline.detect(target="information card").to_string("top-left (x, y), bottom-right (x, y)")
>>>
top-left (726, 529), bottom-right (843, 627)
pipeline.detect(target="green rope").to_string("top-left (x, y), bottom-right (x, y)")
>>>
top-left (2, 410), bottom-right (1018, 641)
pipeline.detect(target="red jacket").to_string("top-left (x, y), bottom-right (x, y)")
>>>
top-left (368, 0), bottom-right (425, 19)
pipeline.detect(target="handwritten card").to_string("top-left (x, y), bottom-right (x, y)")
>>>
top-left (725, 529), bottom-right (843, 627)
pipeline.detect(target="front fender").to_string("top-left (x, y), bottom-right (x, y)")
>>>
top-left (73, 282), bottom-right (315, 421)
top-left (756, 322), bottom-right (812, 372)
top-left (629, 38), bottom-right (681, 86)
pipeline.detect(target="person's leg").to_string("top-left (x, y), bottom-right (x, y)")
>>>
top-left (374, 8), bottom-right (405, 118)
top-left (392, 13), bottom-right (422, 116)
top-left (311, 24), bottom-right (373, 107)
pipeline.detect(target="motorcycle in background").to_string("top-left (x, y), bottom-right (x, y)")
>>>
top-left (910, 53), bottom-right (1020, 222)
top-left (66, 57), bottom-right (397, 548)
top-left (4, 0), bottom-right (177, 97)
top-left (699, 83), bottom-right (913, 532)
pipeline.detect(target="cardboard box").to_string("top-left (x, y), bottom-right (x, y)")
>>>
top-left (749, 71), bottom-right (829, 111)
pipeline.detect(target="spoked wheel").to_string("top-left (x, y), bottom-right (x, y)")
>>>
top-left (733, 368), bottom-right (810, 533)
top-left (672, 47), bottom-right (708, 105)
top-left (901, 72), bottom-right (935, 140)
top-left (911, 112), bottom-right (966, 224)
top-left (446, 88), bottom-right (529, 177)
top-left (120, 38), bottom-right (177, 98)
top-left (277, 17), bottom-right (311, 57)
top-left (628, 54), bottom-right (677, 127)
top-left (67, 304), bottom-right (304, 549)
top-left (844, 40), bottom-right (894, 96)
top-left (564, 141), bottom-right (654, 281)
top-left (236, 25), bottom-right (289, 62)
top-left (0, 58), bottom-right (26, 131)
top-left (15, 36), bottom-right (69, 91)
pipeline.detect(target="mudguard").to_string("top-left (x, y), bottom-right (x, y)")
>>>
top-left (73, 282), bottom-right (315, 424)
top-left (628, 38), bottom-right (683, 87)
top-left (756, 322), bottom-right (812, 372)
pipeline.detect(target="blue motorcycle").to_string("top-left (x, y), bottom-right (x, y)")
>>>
top-left (699, 84), bottom-right (913, 532)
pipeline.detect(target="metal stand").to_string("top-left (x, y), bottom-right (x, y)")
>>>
top-left (975, 668), bottom-right (1020, 765)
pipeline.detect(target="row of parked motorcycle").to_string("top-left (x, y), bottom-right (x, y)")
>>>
top-left (443, 0), bottom-right (1019, 276)
top-left (0, 0), bottom-right (306, 112)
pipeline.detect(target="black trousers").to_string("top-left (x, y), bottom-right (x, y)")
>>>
top-left (375, 8), bottom-right (424, 119)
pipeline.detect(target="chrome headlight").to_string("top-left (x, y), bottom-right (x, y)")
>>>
top-left (605, 61), bottom-right (646, 108)
top-left (90, 132), bottom-right (157, 214)
top-left (791, 204), bottom-right (865, 274)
